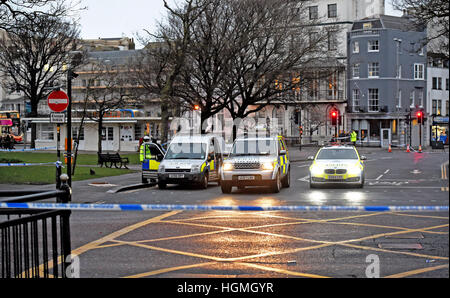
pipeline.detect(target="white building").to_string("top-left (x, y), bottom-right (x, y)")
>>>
top-left (427, 54), bottom-right (449, 145)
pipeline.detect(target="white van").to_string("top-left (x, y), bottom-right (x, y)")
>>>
top-left (157, 135), bottom-right (223, 189)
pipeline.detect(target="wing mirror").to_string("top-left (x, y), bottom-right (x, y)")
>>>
top-left (360, 155), bottom-right (367, 160)
top-left (280, 149), bottom-right (287, 155)
top-left (307, 156), bottom-right (314, 160)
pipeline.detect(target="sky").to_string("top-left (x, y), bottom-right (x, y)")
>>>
top-left (77, 0), bottom-right (402, 49)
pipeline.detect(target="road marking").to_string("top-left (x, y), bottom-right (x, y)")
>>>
top-left (30, 210), bottom-right (182, 276)
top-left (384, 169), bottom-right (390, 174)
top-left (297, 165), bottom-right (310, 168)
top-left (375, 175), bottom-right (383, 181)
top-left (237, 262), bottom-right (330, 278)
top-left (384, 264), bottom-right (449, 278)
top-left (123, 262), bottom-right (217, 278)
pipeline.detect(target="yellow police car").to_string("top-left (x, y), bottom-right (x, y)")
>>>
top-left (220, 135), bottom-right (290, 193)
top-left (308, 145), bottom-right (366, 188)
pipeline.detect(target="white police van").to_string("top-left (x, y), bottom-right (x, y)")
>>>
top-left (157, 135), bottom-right (224, 189)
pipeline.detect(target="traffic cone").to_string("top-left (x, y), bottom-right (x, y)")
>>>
top-left (388, 144), bottom-right (392, 153)
top-left (419, 145), bottom-right (422, 153)
top-left (406, 144), bottom-right (410, 153)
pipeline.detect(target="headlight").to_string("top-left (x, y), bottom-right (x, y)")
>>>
top-left (158, 165), bottom-right (165, 173)
top-left (223, 162), bottom-right (233, 171)
top-left (191, 165), bottom-right (201, 173)
top-left (347, 164), bottom-right (362, 175)
top-left (261, 161), bottom-right (274, 171)
top-left (310, 164), bottom-right (324, 176)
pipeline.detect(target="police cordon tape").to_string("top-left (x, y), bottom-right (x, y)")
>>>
top-left (0, 146), bottom-right (57, 152)
top-left (0, 202), bottom-right (448, 212)
top-left (0, 162), bottom-right (60, 167)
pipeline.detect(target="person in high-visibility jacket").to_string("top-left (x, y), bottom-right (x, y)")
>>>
top-left (351, 130), bottom-right (357, 146)
top-left (140, 136), bottom-right (151, 162)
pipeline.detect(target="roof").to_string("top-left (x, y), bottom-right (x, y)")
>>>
top-left (88, 50), bottom-right (141, 65)
top-left (352, 14), bottom-right (426, 32)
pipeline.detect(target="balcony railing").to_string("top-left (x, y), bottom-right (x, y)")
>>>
top-left (280, 90), bottom-right (345, 103)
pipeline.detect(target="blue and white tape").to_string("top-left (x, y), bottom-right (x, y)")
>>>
top-left (0, 162), bottom-right (59, 167)
top-left (0, 203), bottom-right (448, 212)
top-left (0, 146), bottom-right (57, 152)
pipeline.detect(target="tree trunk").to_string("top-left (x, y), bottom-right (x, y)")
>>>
top-left (160, 101), bottom-right (169, 144)
top-left (97, 115), bottom-right (103, 154)
top-left (30, 102), bottom-right (39, 149)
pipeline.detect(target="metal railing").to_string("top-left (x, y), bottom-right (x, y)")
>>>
top-left (0, 176), bottom-right (72, 278)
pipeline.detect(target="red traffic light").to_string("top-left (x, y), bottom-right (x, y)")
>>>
top-left (193, 104), bottom-right (200, 110)
top-left (416, 111), bottom-right (422, 117)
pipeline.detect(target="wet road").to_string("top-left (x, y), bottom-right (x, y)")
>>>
top-left (4, 149), bottom-right (448, 278)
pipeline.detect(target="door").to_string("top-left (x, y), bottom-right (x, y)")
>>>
top-left (381, 128), bottom-right (391, 148)
top-left (102, 126), bottom-right (114, 151)
top-left (207, 139), bottom-right (219, 181)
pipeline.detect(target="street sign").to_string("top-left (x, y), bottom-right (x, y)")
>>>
top-left (47, 90), bottom-right (69, 112)
top-left (50, 113), bottom-right (66, 123)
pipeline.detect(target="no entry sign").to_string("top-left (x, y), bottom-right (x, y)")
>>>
top-left (47, 90), bottom-right (69, 113)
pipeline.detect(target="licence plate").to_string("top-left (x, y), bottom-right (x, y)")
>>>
top-left (169, 174), bottom-right (185, 179)
top-left (238, 176), bottom-right (255, 181)
top-left (327, 175), bottom-right (344, 180)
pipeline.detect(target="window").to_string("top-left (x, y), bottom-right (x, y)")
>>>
top-left (368, 40), bottom-right (379, 52)
top-left (39, 124), bottom-right (54, 140)
top-left (328, 4), bottom-right (337, 18)
top-left (432, 100), bottom-right (442, 115)
top-left (352, 64), bottom-right (360, 78)
top-left (309, 6), bottom-right (318, 20)
top-left (432, 77), bottom-right (438, 89)
top-left (438, 77), bottom-right (442, 90)
top-left (447, 100), bottom-right (449, 116)
top-left (414, 64), bottom-right (424, 80)
top-left (418, 91), bottom-right (424, 107)
top-left (446, 78), bottom-right (449, 91)
top-left (409, 91), bottom-right (415, 107)
top-left (368, 89), bottom-right (379, 112)
top-left (72, 126), bottom-right (84, 141)
top-left (309, 31), bottom-right (318, 47)
top-left (368, 62), bottom-right (380, 77)
top-left (353, 41), bottom-right (359, 53)
top-left (352, 89), bottom-right (360, 111)
top-left (327, 31), bottom-right (337, 51)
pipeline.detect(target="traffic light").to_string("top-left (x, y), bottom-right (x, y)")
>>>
top-left (299, 125), bottom-right (303, 136)
top-left (193, 104), bottom-right (200, 111)
top-left (416, 110), bottom-right (423, 124)
top-left (330, 109), bottom-right (338, 126)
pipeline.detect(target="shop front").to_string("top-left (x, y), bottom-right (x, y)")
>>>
top-left (430, 116), bottom-right (449, 146)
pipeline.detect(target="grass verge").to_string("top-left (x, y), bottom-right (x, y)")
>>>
top-left (0, 152), bottom-right (140, 165)
top-left (0, 166), bottom-right (136, 185)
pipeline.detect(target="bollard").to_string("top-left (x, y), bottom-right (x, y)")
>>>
top-left (57, 174), bottom-right (72, 203)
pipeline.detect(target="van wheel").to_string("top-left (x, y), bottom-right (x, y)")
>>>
top-left (142, 177), bottom-right (148, 184)
top-left (271, 171), bottom-right (282, 193)
top-left (221, 182), bottom-right (232, 194)
top-left (282, 168), bottom-right (290, 188)
top-left (158, 182), bottom-right (167, 189)
top-left (200, 173), bottom-right (209, 189)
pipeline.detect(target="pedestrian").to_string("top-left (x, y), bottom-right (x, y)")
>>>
top-left (351, 130), bottom-right (357, 147)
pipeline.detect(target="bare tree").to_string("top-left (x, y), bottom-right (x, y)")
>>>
top-left (0, 0), bottom-right (83, 31)
top-left (220, 0), bottom-right (334, 140)
top-left (133, 0), bottom-right (210, 143)
top-left (0, 12), bottom-right (80, 148)
top-left (83, 58), bottom-right (131, 154)
top-left (172, 0), bottom-right (236, 132)
top-left (392, 0), bottom-right (449, 57)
